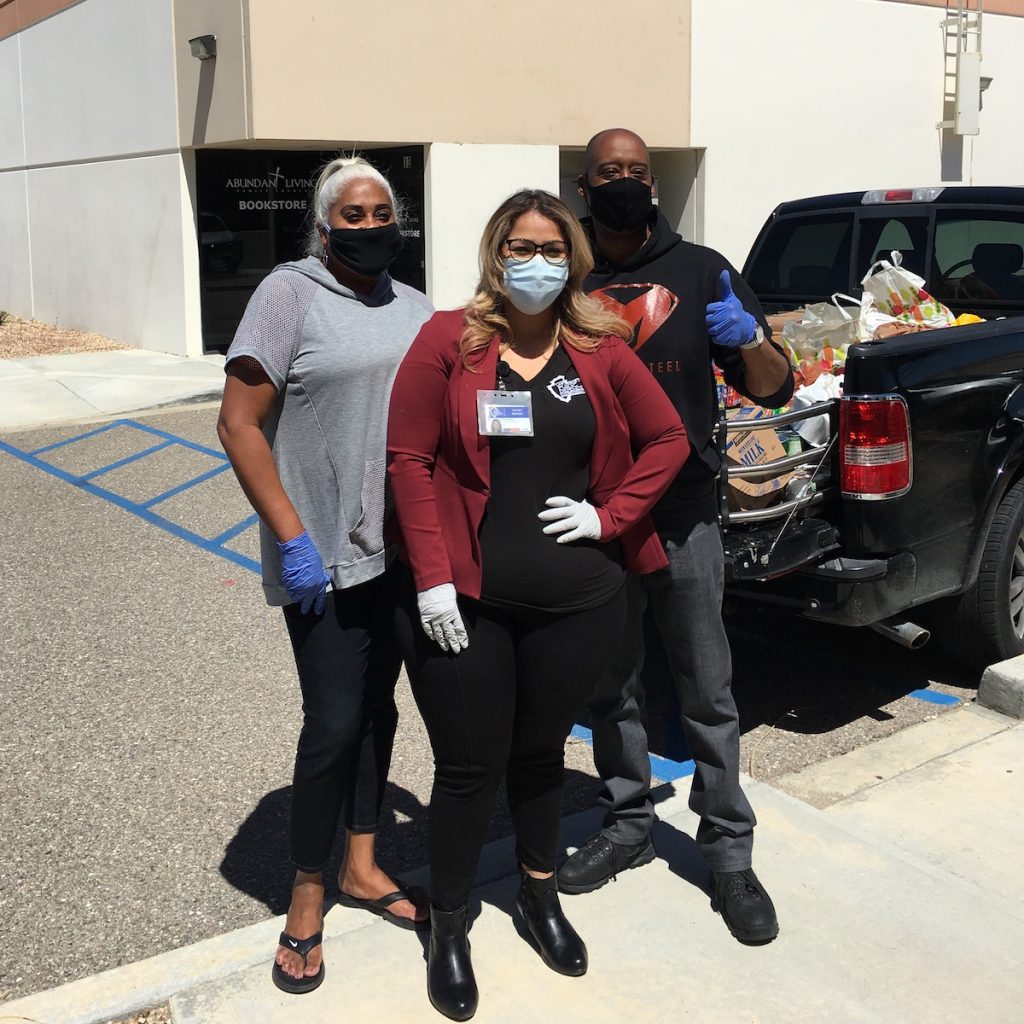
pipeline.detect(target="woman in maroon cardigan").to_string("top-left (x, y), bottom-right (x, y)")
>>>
top-left (387, 189), bottom-right (688, 1021)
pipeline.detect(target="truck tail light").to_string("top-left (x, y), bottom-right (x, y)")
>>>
top-left (840, 396), bottom-right (912, 499)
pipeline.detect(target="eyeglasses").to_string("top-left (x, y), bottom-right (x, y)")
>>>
top-left (503, 238), bottom-right (571, 265)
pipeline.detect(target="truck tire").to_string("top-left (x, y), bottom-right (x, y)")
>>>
top-left (939, 477), bottom-right (1024, 671)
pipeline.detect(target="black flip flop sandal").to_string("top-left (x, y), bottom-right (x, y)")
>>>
top-left (271, 928), bottom-right (325, 994)
top-left (336, 880), bottom-right (429, 931)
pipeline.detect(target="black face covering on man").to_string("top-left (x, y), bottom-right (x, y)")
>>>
top-left (584, 177), bottom-right (653, 233)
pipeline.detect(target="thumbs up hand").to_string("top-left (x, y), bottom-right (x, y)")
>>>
top-left (705, 269), bottom-right (758, 348)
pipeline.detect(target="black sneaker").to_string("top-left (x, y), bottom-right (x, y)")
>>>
top-left (710, 868), bottom-right (779, 945)
top-left (557, 833), bottom-right (656, 895)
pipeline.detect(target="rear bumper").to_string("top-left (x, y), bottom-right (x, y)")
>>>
top-left (726, 551), bottom-right (918, 627)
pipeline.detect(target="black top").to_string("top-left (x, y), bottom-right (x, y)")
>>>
top-left (583, 210), bottom-right (794, 537)
top-left (479, 345), bottom-right (624, 613)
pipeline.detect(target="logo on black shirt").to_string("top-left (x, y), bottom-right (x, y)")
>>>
top-left (592, 283), bottom-right (679, 352)
top-left (546, 374), bottom-right (586, 404)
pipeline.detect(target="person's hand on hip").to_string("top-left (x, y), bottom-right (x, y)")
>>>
top-left (538, 496), bottom-right (602, 544)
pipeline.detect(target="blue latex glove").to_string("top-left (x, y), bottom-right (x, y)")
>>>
top-left (705, 269), bottom-right (757, 348)
top-left (277, 530), bottom-right (329, 615)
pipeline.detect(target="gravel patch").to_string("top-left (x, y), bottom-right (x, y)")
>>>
top-left (0, 313), bottom-right (129, 359)
top-left (105, 1006), bottom-right (170, 1024)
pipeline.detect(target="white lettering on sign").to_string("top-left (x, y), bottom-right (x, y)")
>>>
top-left (238, 199), bottom-right (308, 211)
top-left (225, 173), bottom-right (314, 191)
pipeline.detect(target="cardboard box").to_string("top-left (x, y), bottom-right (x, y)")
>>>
top-left (725, 407), bottom-right (793, 511)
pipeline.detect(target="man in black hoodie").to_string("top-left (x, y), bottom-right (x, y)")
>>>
top-left (557, 129), bottom-right (792, 945)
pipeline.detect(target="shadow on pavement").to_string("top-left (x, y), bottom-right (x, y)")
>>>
top-left (628, 604), bottom-right (980, 763)
top-left (219, 782), bottom-right (431, 915)
top-left (221, 769), bottom-right (607, 916)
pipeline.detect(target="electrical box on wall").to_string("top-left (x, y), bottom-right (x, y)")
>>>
top-left (955, 51), bottom-right (982, 136)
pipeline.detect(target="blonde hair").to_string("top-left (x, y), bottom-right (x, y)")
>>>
top-left (304, 155), bottom-right (402, 256)
top-left (460, 189), bottom-right (630, 367)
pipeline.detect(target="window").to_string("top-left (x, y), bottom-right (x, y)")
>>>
top-left (746, 214), bottom-right (853, 298)
top-left (856, 216), bottom-right (929, 281)
top-left (931, 213), bottom-right (1024, 304)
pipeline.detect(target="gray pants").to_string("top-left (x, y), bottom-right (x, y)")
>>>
top-left (588, 521), bottom-right (755, 872)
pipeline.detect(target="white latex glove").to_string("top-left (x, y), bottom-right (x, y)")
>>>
top-left (416, 583), bottom-right (469, 654)
top-left (537, 496), bottom-right (603, 544)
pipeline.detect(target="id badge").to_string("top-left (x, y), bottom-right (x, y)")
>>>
top-left (477, 390), bottom-right (534, 436)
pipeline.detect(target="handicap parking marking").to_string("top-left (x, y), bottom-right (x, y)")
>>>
top-left (0, 418), bottom-right (261, 575)
top-left (571, 724), bottom-right (696, 784)
top-left (907, 688), bottom-right (961, 706)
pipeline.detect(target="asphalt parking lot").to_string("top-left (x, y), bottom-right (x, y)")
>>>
top-left (0, 404), bottom-right (978, 1002)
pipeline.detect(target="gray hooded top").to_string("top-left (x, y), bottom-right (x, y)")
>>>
top-left (225, 256), bottom-right (433, 605)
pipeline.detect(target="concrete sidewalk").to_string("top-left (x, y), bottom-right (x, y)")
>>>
top-left (2, 704), bottom-right (1021, 1024)
top-left (0, 349), bottom-right (225, 431)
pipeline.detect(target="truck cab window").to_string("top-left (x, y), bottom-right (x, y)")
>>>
top-left (931, 213), bottom-right (1024, 304)
top-left (857, 216), bottom-right (929, 281)
top-left (746, 214), bottom-right (853, 299)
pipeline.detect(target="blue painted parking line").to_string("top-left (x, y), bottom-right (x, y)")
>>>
top-left (0, 419), bottom-right (262, 576)
top-left (142, 462), bottom-right (232, 508)
top-left (125, 419), bottom-right (229, 460)
top-left (211, 513), bottom-right (260, 547)
top-left (27, 421), bottom-right (123, 456)
top-left (77, 441), bottom-right (174, 481)
top-left (908, 688), bottom-right (961, 706)
top-left (571, 724), bottom-right (696, 783)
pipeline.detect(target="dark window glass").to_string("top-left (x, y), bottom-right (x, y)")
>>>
top-left (931, 212), bottom-right (1024, 304)
top-left (195, 147), bottom-right (426, 352)
top-left (746, 214), bottom-right (853, 298)
top-left (856, 216), bottom-right (929, 281)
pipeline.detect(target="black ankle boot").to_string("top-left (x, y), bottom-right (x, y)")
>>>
top-left (516, 872), bottom-right (588, 976)
top-left (428, 903), bottom-right (478, 1021)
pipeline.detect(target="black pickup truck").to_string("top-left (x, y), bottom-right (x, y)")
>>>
top-left (720, 187), bottom-right (1024, 671)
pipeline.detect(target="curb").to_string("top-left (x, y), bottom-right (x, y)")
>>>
top-left (978, 654), bottom-right (1024, 719)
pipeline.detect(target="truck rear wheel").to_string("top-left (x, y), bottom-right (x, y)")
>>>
top-left (939, 478), bottom-right (1024, 671)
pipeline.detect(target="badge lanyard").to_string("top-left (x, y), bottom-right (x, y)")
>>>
top-left (477, 357), bottom-right (534, 436)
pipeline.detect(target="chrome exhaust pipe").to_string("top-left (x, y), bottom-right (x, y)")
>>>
top-left (869, 618), bottom-right (931, 650)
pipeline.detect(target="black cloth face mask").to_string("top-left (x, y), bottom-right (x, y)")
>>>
top-left (584, 177), bottom-right (654, 233)
top-left (326, 222), bottom-right (404, 277)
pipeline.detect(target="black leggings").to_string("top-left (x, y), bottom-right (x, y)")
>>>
top-left (282, 566), bottom-right (403, 873)
top-left (395, 573), bottom-right (627, 911)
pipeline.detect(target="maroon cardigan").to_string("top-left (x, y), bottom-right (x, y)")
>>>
top-left (387, 308), bottom-right (690, 599)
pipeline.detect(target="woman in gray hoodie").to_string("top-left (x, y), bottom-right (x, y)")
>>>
top-left (218, 156), bottom-right (433, 994)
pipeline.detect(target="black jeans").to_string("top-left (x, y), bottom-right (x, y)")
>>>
top-left (396, 572), bottom-right (627, 911)
top-left (282, 567), bottom-right (403, 873)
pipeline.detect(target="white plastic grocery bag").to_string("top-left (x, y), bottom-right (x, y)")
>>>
top-left (791, 373), bottom-right (843, 446)
top-left (781, 295), bottom-right (860, 382)
top-left (861, 250), bottom-right (955, 327)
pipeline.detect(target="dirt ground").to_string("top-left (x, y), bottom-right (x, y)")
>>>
top-left (106, 1007), bottom-right (170, 1024)
top-left (0, 312), bottom-right (129, 360)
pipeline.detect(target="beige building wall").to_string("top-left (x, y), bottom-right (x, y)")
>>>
top-left (239, 0), bottom-right (692, 150)
top-left (172, 0), bottom-right (249, 148)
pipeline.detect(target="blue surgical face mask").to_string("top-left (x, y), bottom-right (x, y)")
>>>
top-left (502, 256), bottom-right (569, 316)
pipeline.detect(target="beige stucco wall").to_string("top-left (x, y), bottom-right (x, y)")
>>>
top-left (240, 0), bottom-right (691, 150)
top-left (172, 0), bottom-right (250, 148)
